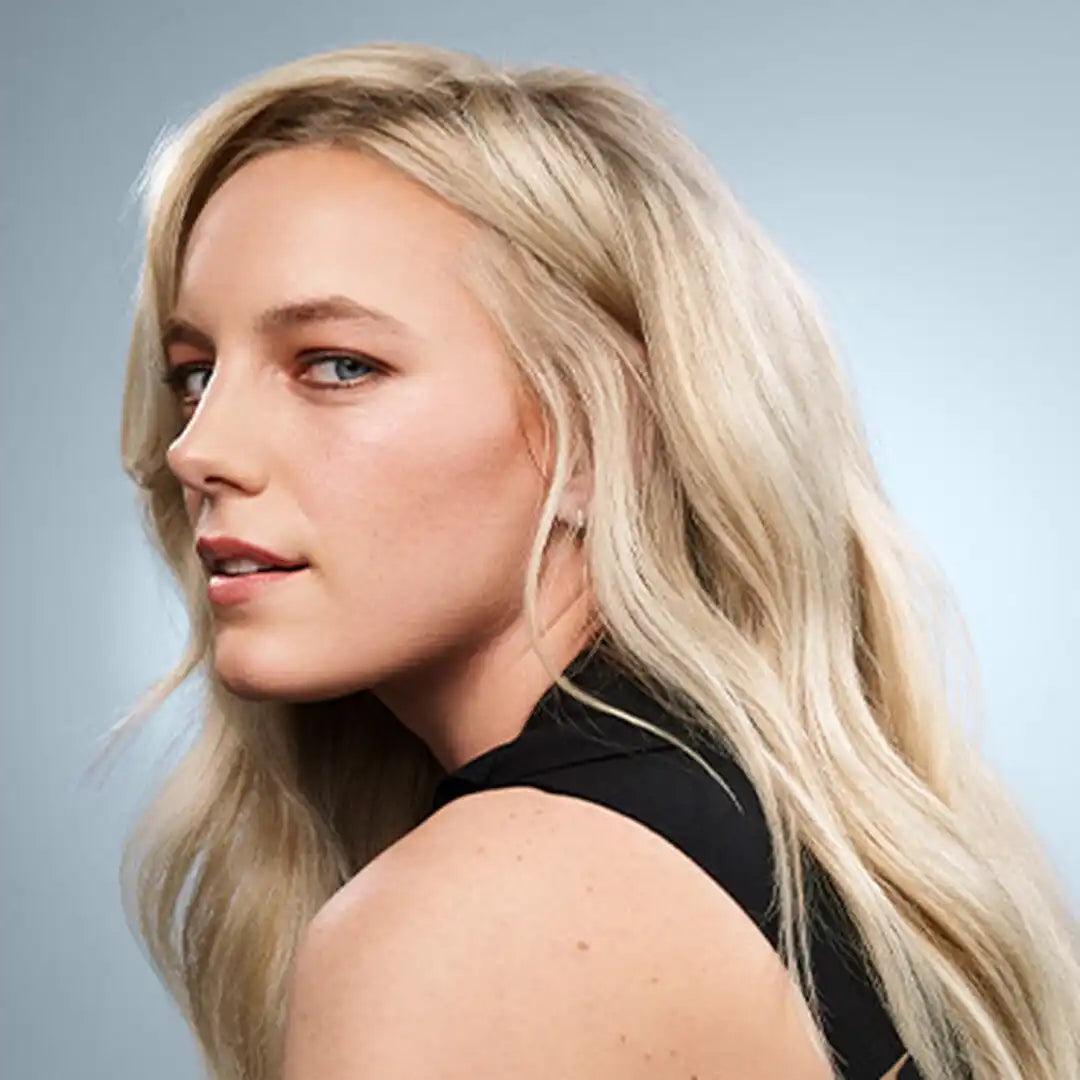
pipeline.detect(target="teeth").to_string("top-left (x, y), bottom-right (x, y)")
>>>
top-left (216, 557), bottom-right (271, 575)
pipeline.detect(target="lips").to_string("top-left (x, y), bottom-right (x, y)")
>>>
top-left (195, 535), bottom-right (309, 574)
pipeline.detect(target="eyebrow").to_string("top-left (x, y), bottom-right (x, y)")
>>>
top-left (160, 294), bottom-right (411, 352)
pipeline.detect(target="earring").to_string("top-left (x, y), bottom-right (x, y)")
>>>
top-left (559, 506), bottom-right (587, 535)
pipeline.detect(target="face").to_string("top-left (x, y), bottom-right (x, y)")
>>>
top-left (163, 145), bottom-right (593, 735)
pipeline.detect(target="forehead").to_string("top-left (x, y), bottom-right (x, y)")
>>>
top-left (172, 146), bottom-right (484, 330)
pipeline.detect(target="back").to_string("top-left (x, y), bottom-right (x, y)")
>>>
top-left (428, 642), bottom-right (925, 1080)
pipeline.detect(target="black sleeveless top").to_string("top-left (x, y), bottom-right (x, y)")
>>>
top-left (429, 643), bottom-right (926, 1080)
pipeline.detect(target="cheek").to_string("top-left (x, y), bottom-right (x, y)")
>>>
top-left (300, 391), bottom-right (544, 587)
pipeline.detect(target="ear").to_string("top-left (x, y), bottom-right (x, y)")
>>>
top-left (518, 395), bottom-right (594, 528)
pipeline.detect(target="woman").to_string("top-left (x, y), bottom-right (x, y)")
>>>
top-left (97, 41), bottom-right (1080, 1080)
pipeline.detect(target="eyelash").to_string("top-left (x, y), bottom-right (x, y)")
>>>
top-left (159, 351), bottom-right (381, 405)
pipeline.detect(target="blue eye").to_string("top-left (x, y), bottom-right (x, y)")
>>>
top-left (300, 353), bottom-right (378, 386)
top-left (160, 363), bottom-right (211, 403)
top-left (160, 352), bottom-right (381, 408)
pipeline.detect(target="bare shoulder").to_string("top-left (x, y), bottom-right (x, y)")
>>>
top-left (283, 785), bottom-right (834, 1080)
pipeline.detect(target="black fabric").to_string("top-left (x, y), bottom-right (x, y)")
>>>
top-left (427, 642), bottom-right (927, 1080)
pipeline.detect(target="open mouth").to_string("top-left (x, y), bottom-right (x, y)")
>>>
top-left (213, 563), bottom-right (309, 578)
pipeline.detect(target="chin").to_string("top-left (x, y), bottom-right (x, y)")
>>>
top-left (210, 639), bottom-right (301, 702)
top-left (214, 667), bottom-right (288, 702)
top-left (211, 647), bottom-right (369, 705)
top-left (209, 630), bottom-right (380, 704)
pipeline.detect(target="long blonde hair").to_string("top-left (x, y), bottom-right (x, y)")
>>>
top-left (92, 42), bottom-right (1080, 1080)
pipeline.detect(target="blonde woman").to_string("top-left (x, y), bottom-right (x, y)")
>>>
top-left (98, 41), bottom-right (1080, 1080)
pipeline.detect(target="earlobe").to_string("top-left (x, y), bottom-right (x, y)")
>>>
top-left (557, 504), bottom-right (587, 536)
top-left (557, 459), bottom-right (594, 536)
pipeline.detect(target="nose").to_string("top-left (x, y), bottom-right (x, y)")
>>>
top-left (164, 366), bottom-right (267, 497)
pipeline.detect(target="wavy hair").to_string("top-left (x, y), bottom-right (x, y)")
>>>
top-left (92, 41), bottom-right (1080, 1080)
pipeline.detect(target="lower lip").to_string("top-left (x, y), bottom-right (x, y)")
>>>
top-left (207, 567), bottom-right (309, 606)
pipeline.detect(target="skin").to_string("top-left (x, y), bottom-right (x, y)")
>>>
top-left (164, 144), bottom-right (597, 772)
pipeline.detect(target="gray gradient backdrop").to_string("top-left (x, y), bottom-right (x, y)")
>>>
top-left (2, 2), bottom-right (1077, 1077)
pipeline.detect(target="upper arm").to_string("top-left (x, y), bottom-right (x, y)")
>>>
top-left (282, 786), bottom-right (834, 1080)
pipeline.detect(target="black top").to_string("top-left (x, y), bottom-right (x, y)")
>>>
top-left (429, 642), bottom-right (925, 1080)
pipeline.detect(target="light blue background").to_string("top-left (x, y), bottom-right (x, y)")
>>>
top-left (3, 2), bottom-right (1076, 1076)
